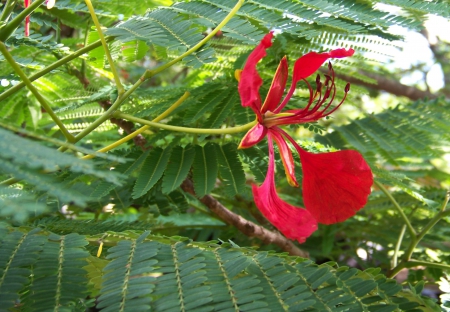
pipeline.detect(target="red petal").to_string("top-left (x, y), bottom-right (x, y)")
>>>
top-left (270, 129), bottom-right (298, 187)
top-left (252, 135), bottom-right (318, 243)
top-left (276, 48), bottom-right (354, 113)
top-left (298, 148), bottom-right (373, 224)
top-left (238, 123), bottom-right (267, 149)
top-left (261, 56), bottom-right (288, 114)
top-left (293, 48), bottom-right (354, 82)
top-left (238, 32), bottom-right (274, 120)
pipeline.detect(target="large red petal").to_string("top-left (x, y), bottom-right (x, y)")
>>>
top-left (276, 48), bottom-right (354, 113)
top-left (261, 56), bottom-right (288, 114)
top-left (298, 148), bottom-right (373, 224)
top-left (238, 32), bottom-right (274, 120)
top-left (293, 48), bottom-right (355, 82)
top-left (238, 123), bottom-right (267, 149)
top-left (252, 135), bottom-right (318, 243)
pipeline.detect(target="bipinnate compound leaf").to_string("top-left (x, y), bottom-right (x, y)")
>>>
top-left (20, 233), bottom-right (89, 310)
top-left (0, 229), bottom-right (46, 310)
top-left (0, 228), bottom-right (440, 311)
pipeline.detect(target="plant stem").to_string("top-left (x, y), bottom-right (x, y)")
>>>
top-left (0, 42), bottom-right (75, 142)
top-left (403, 260), bottom-right (450, 271)
top-left (82, 91), bottom-right (191, 159)
top-left (440, 190), bottom-right (450, 212)
top-left (0, 39), bottom-right (106, 102)
top-left (392, 225), bottom-right (406, 269)
top-left (389, 259), bottom-right (450, 278)
top-left (113, 111), bottom-right (257, 135)
top-left (66, 79), bottom-right (144, 146)
top-left (0, 0), bottom-right (45, 41)
top-left (84, 0), bottom-right (124, 95)
top-left (0, 0), bottom-right (18, 23)
top-left (8, 0), bottom-right (244, 147)
top-left (143, 0), bottom-right (244, 80)
top-left (388, 191), bottom-right (450, 278)
top-left (374, 180), bottom-right (416, 238)
top-left (403, 206), bottom-right (450, 261)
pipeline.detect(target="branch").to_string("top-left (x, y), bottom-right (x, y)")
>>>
top-left (333, 70), bottom-right (438, 101)
top-left (180, 179), bottom-right (309, 258)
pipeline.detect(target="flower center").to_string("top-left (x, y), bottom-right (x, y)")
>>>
top-left (263, 111), bottom-right (294, 128)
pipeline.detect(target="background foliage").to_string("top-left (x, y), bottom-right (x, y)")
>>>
top-left (1, 0), bottom-right (450, 310)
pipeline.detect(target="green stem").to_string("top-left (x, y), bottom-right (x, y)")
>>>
top-left (403, 260), bottom-right (450, 271)
top-left (0, 0), bottom-right (18, 23)
top-left (0, 39), bottom-right (105, 102)
top-left (66, 76), bottom-right (145, 146)
top-left (49, 0), bottom-right (244, 146)
top-left (84, 0), bottom-right (124, 95)
top-left (374, 180), bottom-right (416, 238)
top-left (392, 225), bottom-right (406, 268)
top-left (0, 0), bottom-right (45, 41)
top-left (0, 42), bottom-right (75, 142)
top-left (143, 0), bottom-right (244, 80)
top-left (388, 259), bottom-right (450, 278)
top-left (440, 190), bottom-right (450, 212)
top-left (56, 18), bottom-right (61, 43)
top-left (403, 207), bottom-right (450, 261)
top-left (388, 192), bottom-right (450, 278)
top-left (114, 111), bottom-right (257, 135)
top-left (0, 177), bottom-right (17, 186)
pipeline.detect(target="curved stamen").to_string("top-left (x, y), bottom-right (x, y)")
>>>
top-left (289, 78), bottom-right (323, 119)
top-left (318, 80), bottom-right (337, 115)
top-left (321, 83), bottom-right (349, 117)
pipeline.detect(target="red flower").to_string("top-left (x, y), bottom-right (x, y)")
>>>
top-left (238, 32), bottom-right (373, 242)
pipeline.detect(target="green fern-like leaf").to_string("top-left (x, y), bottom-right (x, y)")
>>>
top-left (21, 233), bottom-right (89, 311)
top-left (0, 229), bottom-right (46, 310)
top-left (97, 232), bottom-right (157, 311)
top-left (162, 145), bottom-right (195, 194)
top-left (215, 143), bottom-right (246, 196)
top-left (0, 186), bottom-right (47, 222)
top-left (0, 228), bottom-right (440, 311)
top-left (132, 147), bottom-right (172, 199)
top-left (192, 143), bottom-right (218, 197)
top-left (317, 98), bottom-right (450, 164)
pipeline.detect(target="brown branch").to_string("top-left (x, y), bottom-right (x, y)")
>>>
top-left (180, 179), bottom-right (309, 258)
top-left (332, 70), bottom-right (438, 101)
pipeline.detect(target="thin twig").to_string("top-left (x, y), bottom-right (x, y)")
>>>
top-left (392, 225), bottom-right (406, 269)
top-left (0, 42), bottom-right (75, 142)
top-left (84, 0), bottom-right (124, 95)
top-left (0, 39), bottom-right (106, 102)
top-left (374, 180), bottom-right (416, 238)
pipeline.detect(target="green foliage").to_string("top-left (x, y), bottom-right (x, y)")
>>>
top-left (317, 98), bottom-right (450, 165)
top-left (1, 0), bottom-right (450, 310)
top-left (132, 147), bottom-right (172, 199)
top-left (162, 145), bottom-right (195, 194)
top-left (0, 228), bottom-right (440, 311)
top-left (193, 143), bottom-right (218, 197)
top-left (215, 143), bottom-right (246, 196)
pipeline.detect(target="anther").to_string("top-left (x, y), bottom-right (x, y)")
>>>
top-left (345, 83), bottom-right (350, 93)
